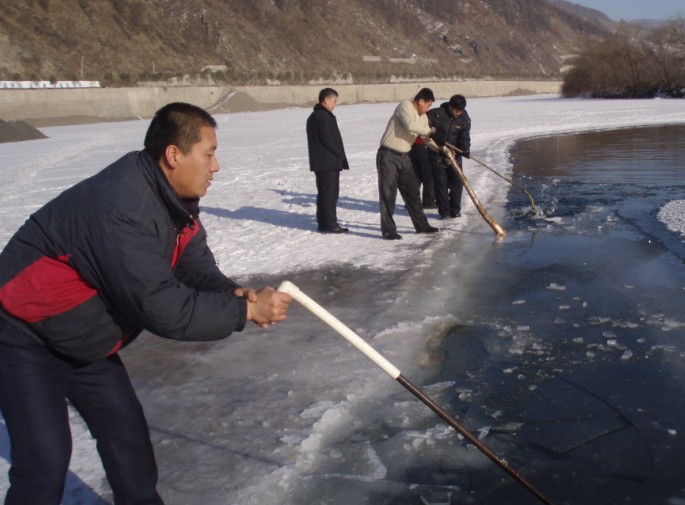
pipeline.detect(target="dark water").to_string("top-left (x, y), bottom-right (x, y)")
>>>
top-left (417, 123), bottom-right (685, 505)
top-left (510, 124), bottom-right (685, 185)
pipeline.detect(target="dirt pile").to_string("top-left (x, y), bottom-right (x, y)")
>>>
top-left (0, 119), bottom-right (47, 143)
top-left (207, 91), bottom-right (291, 114)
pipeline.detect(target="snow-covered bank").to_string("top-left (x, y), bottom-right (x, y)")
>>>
top-left (2, 94), bottom-right (684, 280)
top-left (1, 94), bottom-right (685, 503)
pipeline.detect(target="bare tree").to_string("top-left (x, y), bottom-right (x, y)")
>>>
top-left (646, 19), bottom-right (685, 97)
top-left (562, 20), bottom-right (685, 98)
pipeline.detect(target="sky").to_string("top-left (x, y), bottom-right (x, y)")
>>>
top-left (1, 94), bottom-right (685, 504)
top-left (570, 0), bottom-right (684, 21)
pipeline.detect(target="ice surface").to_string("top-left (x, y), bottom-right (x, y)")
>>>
top-left (0, 94), bottom-right (685, 504)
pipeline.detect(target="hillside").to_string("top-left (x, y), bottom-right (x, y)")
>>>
top-left (0, 0), bottom-right (612, 85)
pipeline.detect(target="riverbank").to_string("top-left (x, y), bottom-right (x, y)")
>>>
top-left (0, 80), bottom-right (560, 128)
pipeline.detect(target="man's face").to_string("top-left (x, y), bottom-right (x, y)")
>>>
top-left (449, 106), bottom-right (464, 118)
top-left (322, 95), bottom-right (337, 112)
top-left (169, 126), bottom-right (220, 199)
top-left (416, 99), bottom-right (433, 115)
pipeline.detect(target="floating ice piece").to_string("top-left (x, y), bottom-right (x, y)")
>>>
top-left (477, 426), bottom-right (490, 440)
top-left (621, 350), bottom-right (634, 361)
top-left (420, 493), bottom-right (453, 505)
top-left (668, 429), bottom-right (678, 437)
top-left (660, 318), bottom-right (685, 331)
top-left (589, 316), bottom-right (612, 325)
top-left (456, 388), bottom-right (473, 401)
top-left (491, 422), bottom-right (524, 434)
top-left (546, 283), bottom-right (566, 291)
top-left (424, 381), bottom-right (456, 392)
top-left (512, 299), bottom-right (526, 305)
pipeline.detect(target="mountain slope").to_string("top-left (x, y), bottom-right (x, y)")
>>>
top-left (0, 0), bottom-right (611, 85)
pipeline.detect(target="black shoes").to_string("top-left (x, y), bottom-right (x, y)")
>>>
top-left (383, 233), bottom-right (402, 240)
top-left (417, 226), bottom-right (439, 234)
top-left (440, 212), bottom-right (461, 220)
top-left (319, 226), bottom-right (349, 234)
top-left (383, 226), bottom-right (437, 239)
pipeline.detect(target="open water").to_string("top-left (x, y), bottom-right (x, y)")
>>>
top-left (412, 123), bottom-right (685, 504)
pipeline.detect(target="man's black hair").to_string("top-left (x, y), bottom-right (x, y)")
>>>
top-left (318, 88), bottom-right (339, 104)
top-left (413, 87), bottom-right (435, 103)
top-left (144, 102), bottom-right (217, 162)
top-left (449, 94), bottom-right (467, 110)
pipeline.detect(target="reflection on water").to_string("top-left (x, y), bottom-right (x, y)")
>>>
top-left (509, 124), bottom-right (685, 185)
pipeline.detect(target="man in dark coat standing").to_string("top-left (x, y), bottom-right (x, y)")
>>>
top-left (306, 88), bottom-right (350, 234)
top-left (427, 94), bottom-right (472, 219)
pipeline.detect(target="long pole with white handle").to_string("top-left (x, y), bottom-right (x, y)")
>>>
top-left (278, 280), bottom-right (554, 505)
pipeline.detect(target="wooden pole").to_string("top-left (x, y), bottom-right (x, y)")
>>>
top-left (441, 146), bottom-right (506, 237)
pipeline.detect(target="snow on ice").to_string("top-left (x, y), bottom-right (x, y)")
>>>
top-left (0, 94), bottom-right (684, 503)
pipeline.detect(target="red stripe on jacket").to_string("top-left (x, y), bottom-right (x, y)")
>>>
top-left (171, 220), bottom-right (201, 269)
top-left (0, 254), bottom-right (97, 323)
top-left (0, 220), bottom-right (201, 356)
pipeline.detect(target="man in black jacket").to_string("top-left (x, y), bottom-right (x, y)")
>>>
top-left (0, 102), bottom-right (292, 505)
top-left (427, 94), bottom-right (472, 219)
top-left (306, 88), bottom-right (350, 234)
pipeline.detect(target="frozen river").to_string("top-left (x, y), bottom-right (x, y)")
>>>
top-left (127, 123), bottom-right (685, 505)
top-left (2, 97), bottom-right (685, 505)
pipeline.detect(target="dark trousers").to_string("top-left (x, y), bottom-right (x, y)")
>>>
top-left (314, 170), bottom-right (341, 231)
top-left (0, 322), bottom-right (163, 505)
top-left (432, 158), bottom-right (464, 217)
top-left (376, 147), bottom-right (431, 236)
top-left (409, 144), bottom-right (435, 205)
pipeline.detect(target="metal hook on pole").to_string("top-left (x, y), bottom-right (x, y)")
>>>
top-left (278, 280), bottom-right (555, 505)
top-left (445, 142), bottom-right (539, 213)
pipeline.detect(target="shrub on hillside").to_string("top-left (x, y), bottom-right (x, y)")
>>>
top-left (562, 20), bottom-right (685, 98)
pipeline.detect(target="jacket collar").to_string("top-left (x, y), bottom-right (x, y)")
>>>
top-left (139, 150), bottom-right (198, 227)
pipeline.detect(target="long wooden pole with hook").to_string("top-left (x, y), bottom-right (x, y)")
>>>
top-left (425, 139), bottom-right (506, 237)
top-left (278, 280), bottom-right (555, 505)
top-left (445, 142), bottom-right (539, 213)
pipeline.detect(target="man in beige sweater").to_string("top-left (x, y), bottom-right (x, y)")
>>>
top-left (377, 88), bottom-right (440, 240)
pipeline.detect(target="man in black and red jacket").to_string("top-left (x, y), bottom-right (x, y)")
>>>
top-left (0, 102), bottom-right (292, 505)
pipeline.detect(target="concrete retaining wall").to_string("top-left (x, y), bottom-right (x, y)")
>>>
top-left (235, 80), bottom-right (560, 105)
top-left (0, 86), bottom-right (229, 122)
top-left (0, 80), bottom-right (560, 122)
